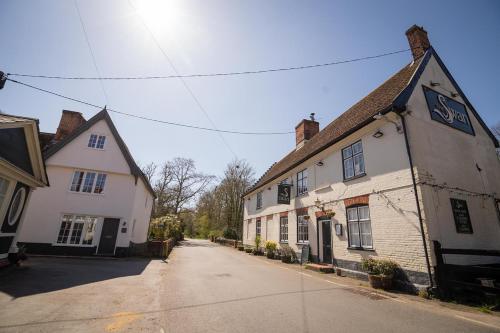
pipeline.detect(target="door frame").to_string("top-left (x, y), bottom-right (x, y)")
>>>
top-left (96, 217), bottom-right (121, 255)
top-left (319, 218), bottom-right (332, 264)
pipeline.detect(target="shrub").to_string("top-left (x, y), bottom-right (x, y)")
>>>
top-left (265, 240), bottom-right (277, 252)
top-left (254, 235), bottom-right (262, 249)
top-left (280, 244), bottom-right (297, 260)
top-left (361, 258), bottom-right (399, 276)
top-left (223, 228), bottom-right (238, 240)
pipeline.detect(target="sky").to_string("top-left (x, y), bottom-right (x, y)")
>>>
top-left (1, 0), bottom-right (499, 180)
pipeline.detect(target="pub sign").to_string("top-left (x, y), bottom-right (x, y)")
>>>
top-left (422, 85), bottom-right (474, 135)
top-left (277, 184), bottom-right (291, 204)
top-left (450, 198), bottom-right (473, 234)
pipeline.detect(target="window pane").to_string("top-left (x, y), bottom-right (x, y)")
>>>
top-left (70, 221), bottom-right (84, 244)
top-left (353, 154), bottom-right (365, 175)
top-left (342, 146), bottom-right (353, 159)
top-left (96, 135), bottom-right (106, 149)
top-left (352, 141), bottom-right (363, 154)
top-left (94, 174), bottom-right (107, 194)
top-left (82, 217), bottom-right (97, 245)
top-left (280, 217), bottom-right (288, 242)
top-left (298, 216), bottom-right (309, 242)
top-left (88, 134), bottom-right (97, 148)
top-left (344, 158), bottom-right (354, 179)
top-left (360, 221), bottom-right (372, 248)
top-left (347, 207), bottom-right (358, 221)
top-left (57, 215), bottom-right (73, 244)
top-left (0, 178), bottom-right (9, 210)
top-left (70, 171), bottom-right (84, 192)
top-left (358, 206), bottom-right (370, 220)
top-left (82, 172), bottom-right (96, 193)
top-left (348, 222), bottom-right (360, 247)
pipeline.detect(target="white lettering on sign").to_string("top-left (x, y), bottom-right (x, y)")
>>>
top-left (433, 94), bottom-right (469, 125)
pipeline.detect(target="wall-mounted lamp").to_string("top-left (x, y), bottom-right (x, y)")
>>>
top-left (430, 81), bottom-right (440, 87)
top-left (451, 92), bottom-right (459, 98)
top-left (268, 187), bottom-right (272, 191)
top-left (314, 198), bottom-right (325, 212)
top-left (372, 130), bottom-right (384, 138)
top-left (373, 113), bottom-right (403, 134)
top-left (316, 161), bottom-right (324, 167)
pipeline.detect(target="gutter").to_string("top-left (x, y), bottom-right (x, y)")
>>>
top-left (397, 109), bottom-right (434, 289)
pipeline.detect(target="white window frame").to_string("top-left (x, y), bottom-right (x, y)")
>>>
top-left (256, 218), bottom-right (261, 237)
top-left (256, 191), bottom-right (263, 209)
top-left (279, 216), bottom-right (288, 243)
top-left (296, 169), bottom-right (308, 196)
top-left (55, 215), bottom-right (98, 247)
top-left (88, 134), bottom-right (106, 150)
top-left (297, 215), bottom-right (309, 243)
top-left (346, 205), bottom-right (373, 249)
top-left (69, 170), bottom-right (107, 194)
top-left (342, 140), bottom-right (365, 181)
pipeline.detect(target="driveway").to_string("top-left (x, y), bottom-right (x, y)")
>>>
top-left (0, 239), bottom-right (499, 332)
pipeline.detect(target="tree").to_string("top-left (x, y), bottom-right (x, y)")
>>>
top-left (140, 162), bottom-right (157, 185)
top-left (492, 121), bottom-right (500, 139)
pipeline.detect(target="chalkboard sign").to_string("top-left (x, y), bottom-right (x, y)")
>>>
top-left (277, 184), bottom-right (291, 204)
top-left (450, 199), bottom-right (473, 234)
top-left (300, 244), bottom-right (310, 265)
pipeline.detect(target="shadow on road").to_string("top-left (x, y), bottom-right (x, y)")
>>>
top-left (0, 257), bottom-right (151, 298)
top-left (176, 240), bottom-right (219, 248)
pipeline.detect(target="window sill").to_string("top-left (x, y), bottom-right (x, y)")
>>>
top-left (296, 242), bottom-right (310, 246)
top-left (296, 192), bottom-right (309, 197)
top-left (68, 190), bottom-right (105, 197)
top-left (52, 243), bottom-right (95, 247)
top-left (279, 241), bottom-right (288, 244)
top-left (343, 173), bottom-right (366, 183)
top-left (347, 246), bottom-right (375, 252)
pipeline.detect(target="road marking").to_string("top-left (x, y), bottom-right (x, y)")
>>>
top-left (454, 315), bottom-right (500, 330)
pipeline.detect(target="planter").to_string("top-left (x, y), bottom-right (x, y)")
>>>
top-left (245, 248), bottom-right (253, 254)
top-left (266, 251), bottom-right (275, 259)
top-left (336, 268), bottom-right (342, 276)
top-left (281, 255), bottom-right (292, 263)
top-left (368, 274), bottom-right (393, 290)
top-left (237, 246), bottom-right (244, 251)
top-left (253, 250), bottom-right (264, 256)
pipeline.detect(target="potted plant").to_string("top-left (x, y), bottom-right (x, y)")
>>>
top-left (325, 210), bottom-right (336, 218)
top-left (361, 258), bottom-right (398, 290)
top-left (265, 240), bottom-right (278, 259)
top-left (253, 236), bottom-right (264, 255)
top-left (280, 244), bottom-right (296, 263)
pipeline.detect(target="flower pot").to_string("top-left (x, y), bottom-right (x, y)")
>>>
top-left (368, 274), bottom-right (393, 289)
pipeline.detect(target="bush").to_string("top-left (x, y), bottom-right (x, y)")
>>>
top-left (254, 236), bottom-right (262, 250)
top-left (265, 240), bottom-right (277, 252)
top-left (223, 228), bottom-right (238, 240)
top-left (361, 258), bottom-right (399, 276)
top-left (280, 244), bottom-right (297, 260)
top-left (149, 215), bottom-right (183, 241)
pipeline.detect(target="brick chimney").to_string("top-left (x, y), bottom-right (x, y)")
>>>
top-left (54, 110), bottom-right (86, 141)
top-left (295, 113), bottom-right (319, 150)
top-left (406, 25), bottom-right (430, 60)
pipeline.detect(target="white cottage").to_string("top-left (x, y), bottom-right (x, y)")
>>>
top-left (242, 25), bottom-right (500, 289)
top-left (19, 109), bottom-right (155, 256)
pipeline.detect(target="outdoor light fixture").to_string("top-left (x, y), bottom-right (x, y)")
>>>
top-left (316, 161), bottom-right (324, 166)
top-left (373, 113), bottom-right (403, 133)
top-left (314, 198), bottom-right (325, 212)
top-left (451, 92), bottom-right (459, 97)
top-left (373, 130), bottom-right (384, 138)
top-left (430, 81), bottom-right (440, 87)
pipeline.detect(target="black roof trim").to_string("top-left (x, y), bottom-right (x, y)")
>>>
top-left (45, 109), bottom-right (156, 197)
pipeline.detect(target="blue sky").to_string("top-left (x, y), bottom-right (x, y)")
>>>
top-left (1, 0), bottom-right (499, 179)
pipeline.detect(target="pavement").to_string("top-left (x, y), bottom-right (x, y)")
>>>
top-left (0, 238), bottom-right (499, 332)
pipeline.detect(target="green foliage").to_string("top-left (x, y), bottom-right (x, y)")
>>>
top-left (254, 235), bottom-right (262, 249)
top-left (223, 228), bottom-right (238, 240)
top-left (265, 240), bottom-right (277, 252)
top-left (208, 230), bottom-right (222, 239)
top-left (149, 215), bottom-right (183, 241)
top-left (361, 258), bottom-right (399, 276)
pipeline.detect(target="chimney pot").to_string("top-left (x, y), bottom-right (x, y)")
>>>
top-left (54, 110), bottom-right (86, 141)
top-left (406, 25), bottom-right (430, 60)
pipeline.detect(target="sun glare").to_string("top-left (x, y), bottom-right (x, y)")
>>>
top-left (133, 0), bottom-right (183, 34)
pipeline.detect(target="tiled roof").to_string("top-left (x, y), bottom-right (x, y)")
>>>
top-left (246, 55), bottom-right (425, 195)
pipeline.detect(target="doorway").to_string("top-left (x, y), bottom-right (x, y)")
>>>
top-left (97, 218), bottom-right (120, 255)
top-left (321, 220), bottom-right (332, 264)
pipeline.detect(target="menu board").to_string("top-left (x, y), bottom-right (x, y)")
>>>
top-left (450, 198), bottom-right (473, 234)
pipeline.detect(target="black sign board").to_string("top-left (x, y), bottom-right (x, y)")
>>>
top-left (450, 199), bottom-right (473, 234)
top-left (277, 184), bottom-right (291, 204)
top-left (423, 86), bottom-right (474, 135)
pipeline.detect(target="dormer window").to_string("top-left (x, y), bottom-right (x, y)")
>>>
top-left (88, 134), bottom-right (106, 149)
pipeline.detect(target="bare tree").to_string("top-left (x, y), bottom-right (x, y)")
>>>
top-left (139, 162), bottom-right (157, 184)
top-left (492, 121), bottom-right (500, 139)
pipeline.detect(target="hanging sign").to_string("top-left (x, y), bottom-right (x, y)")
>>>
top-left (450, 198), bottom-right (473, 234)
top-left (422, 86), bottom-right (474, 135)
top-left (277, 184), bottom-right (291, 204)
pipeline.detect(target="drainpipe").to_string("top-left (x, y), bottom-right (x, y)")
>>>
top-left (398, 110), bottom-right (434, 289)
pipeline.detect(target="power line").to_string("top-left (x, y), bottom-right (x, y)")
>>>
top-left (6, 77), bottom-right (294, 135)
top-left (6, 49), bottom-right (410, 81)
top-left (127, 0), bottom-right (237, 158)
top-left (74, 0), bottom-right (109, 105)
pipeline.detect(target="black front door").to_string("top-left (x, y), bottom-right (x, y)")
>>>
top-left (321, 220), bottom-right (332, 264)
top-left (97, 218), bottom-right (120, 255)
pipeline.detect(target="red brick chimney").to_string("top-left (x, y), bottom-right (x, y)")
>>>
top-left (54, 110), bottom-right (86, 141)
top-left (295, 113), bottom-right (319, 149)
top-left (406, 25), bottom-right (430, 60)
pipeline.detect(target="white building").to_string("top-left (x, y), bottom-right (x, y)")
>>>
top-left (0, 114), bottom-right (48, 266)
top-left (242, 25), bottom-right (500, 289)
top-left (19, 109), bottom-right (155, 256)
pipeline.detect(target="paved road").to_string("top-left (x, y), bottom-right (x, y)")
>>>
top-left (0, 239), bottom-right (498, 332)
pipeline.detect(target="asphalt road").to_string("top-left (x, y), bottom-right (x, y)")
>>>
top-left (0, 238), bottom-right (498, 332)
